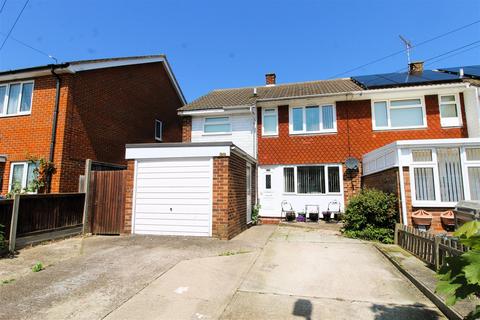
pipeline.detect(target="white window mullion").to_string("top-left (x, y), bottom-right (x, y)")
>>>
top-left (386, 101), bottom-right (392, 127)
top-left (319, 106), bottom-right (324, 130)
top-left (460, 147), bottom-right (471, 200)
top-left (17, 83), bottom-right (23, 114)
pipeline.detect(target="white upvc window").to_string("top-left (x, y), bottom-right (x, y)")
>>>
top-left (282, 164), bottom-right (342, 194)
top-left (262, 107), bottom-right (278, 136)
top-left (439, 94), bottom-right (462, 127)
top-left (410, 147), bottom-right (480, 206)
top-left (372, 97), bottom-right (426, 130)
top-left (8, 161), bottom-right (39, 192)
top-left (154, 119), bottom-right (163, 141)
top-left (0, 81), bottom-right (34, 117)
top-left (464, 147), bottom-right (480, 201)
top-left (203, 116), bottom-right (231, 134)
top-left (289, 104), bottom-right (337, 134)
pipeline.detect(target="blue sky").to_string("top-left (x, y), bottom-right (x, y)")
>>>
top-left (0, 0), bottom-right (479, 101)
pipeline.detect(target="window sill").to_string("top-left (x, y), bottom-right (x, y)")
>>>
top-left (0, 112), bottom-right (32, 118)
top-left (372, 126), bottom-right (427, 132)
top-left (201, 132), bottom-right (232, 136)
top-left (411, 201), bottom-right (457, 208)
top-left (289, 131), bottom-right (337, 136)
top-left (282, 192), bottom-right (343, 196)
top-left (262, 133), bottom-right (278, 137)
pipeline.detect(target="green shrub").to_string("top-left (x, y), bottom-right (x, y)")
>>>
top-left (32, 262), bottom-right (44, 273)
top-left (436, 221), bottom-right (480, 320)
top-left (342, 188), bottom-right (398, 243)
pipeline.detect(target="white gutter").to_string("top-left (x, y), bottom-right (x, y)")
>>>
top-left (178, 105), bottom-right (252, 116)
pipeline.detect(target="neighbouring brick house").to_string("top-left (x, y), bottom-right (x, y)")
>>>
top-left (0, 55), bottom-right (185, 195)
top-left (179, 61), bottom-right (480, 232)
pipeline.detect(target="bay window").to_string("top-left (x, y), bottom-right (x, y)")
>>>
top-left (203, 117), bottom-right (231, 134)
top-left (290, 104), bottom-right (336, 134)
top-left (283, 165), bottom-right (342, 194)
top-left (465, 148), bottom-right (480, 200)
top-left (439, 94), bottom-right (462, 127)
top-left (262, 107), bottom-right (278, 135)
top-left (0, 81), bottom-right (34, 116)
top-left (373, 98), bottom-right (426, 130)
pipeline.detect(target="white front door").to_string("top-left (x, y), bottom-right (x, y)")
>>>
top-left (133, 158), bottom-right (213, 236)
top-left (246, 163), bottom-right (252, 223)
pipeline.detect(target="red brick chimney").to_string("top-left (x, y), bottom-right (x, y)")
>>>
top-left (265, 73), bottom-right (276, 85)
top-left (409, 61), bottom-right (424, 74)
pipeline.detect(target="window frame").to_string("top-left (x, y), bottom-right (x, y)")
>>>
top-left (438, 94), bottom-right (462, 128)
top-left (155, 119), bottom-right (163, 142)
top-left (282, 164), bottom-right (343, 195)
top-left (371, 97), bottom-right (427, 131)
top-left (0, 80), bottom-right (34, 117)
top-left (410, 147), bottom-right (480, 207)
top-left (262, 107), bottom-right (278, 136)
top-left (288, 104), bottom-right (337, 135)
top-left (202, 116), bottom-right (231, 135)
top-left (8, 161), bottom-right (38, 192)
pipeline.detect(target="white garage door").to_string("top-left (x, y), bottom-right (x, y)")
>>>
top-left (133, 157), bottom-right (213, 236)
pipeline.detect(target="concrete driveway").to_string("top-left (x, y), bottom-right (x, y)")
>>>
top-left (0, 224), bottom-right (445, 320)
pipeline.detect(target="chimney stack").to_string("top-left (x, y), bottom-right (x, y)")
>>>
top-left (265, 73), bottom-right (276, 86)
top-left (408, 61), bottom-right (424, 74)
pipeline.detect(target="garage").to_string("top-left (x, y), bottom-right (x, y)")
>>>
top-left (124, 142), bottom-right (256, 239)
top-left (134, 158), bottom-right (212, 236)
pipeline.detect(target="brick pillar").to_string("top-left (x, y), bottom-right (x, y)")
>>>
top-left (182, 116), bottom-right (192, 142)
top-left (212, 157), bottom-right (229, 239)
top-left (343, 163), bottom-right (362, 205)
top-left (123, 160), bottom-right (135, 233)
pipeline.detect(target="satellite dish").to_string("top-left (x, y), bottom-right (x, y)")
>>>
top-left (345, 157), bottom-right (359, 170)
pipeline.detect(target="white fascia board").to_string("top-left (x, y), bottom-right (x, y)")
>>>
top-left (126, 145), bottom-right (231, 160)
top-left (0, 68), bottom-right (72, 82)
top-left (178, 106), bottom-right (252, 116)
top-left (395, 137), bottom-right (480, 148)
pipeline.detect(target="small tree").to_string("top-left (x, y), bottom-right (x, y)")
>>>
top-left (436, 221), bottom-right (480, 320)
top-left (26, 155), bottom-right (56, 193)
top-left (342, 188), bottom-right (398, 244)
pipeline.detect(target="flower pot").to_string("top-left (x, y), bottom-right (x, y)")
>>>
top-left (440, 210), bottom-right (455, 226)
top-left (309, 213), bottom-right (319, 222)
top-left (286, 212), bottom-right (296, 222)
top-left (412, 210), bottom-right (432, 226)
top-left (296, 213), bottom-right (306, 222)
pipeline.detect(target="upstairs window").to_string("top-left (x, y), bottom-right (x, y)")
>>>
top-left (155, 120), bottom-right (163, 141)
top-left (203, 117), bottom-right (231, 134)
top-left (0, 81), bottom-right (34, 116)
top-left (373, 98), bottom-right (426, 130)
top-left (290, 104), bottom-right (336, 134)
top-left (439, 94), bottom-right (462, 127)
top-left (262, 107), bottom-right (278, 135)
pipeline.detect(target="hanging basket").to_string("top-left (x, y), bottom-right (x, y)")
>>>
top-left (412, 209), bottom-right (432, 226)
top-left (440, 210), bottom-right (455, 226)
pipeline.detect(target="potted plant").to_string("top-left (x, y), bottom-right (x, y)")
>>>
top-left (309, 212), bottom-right (319, 222)
top-left (296, 211), bottom-right (306, 222)
top-left (286, 211), bottom-right (296, 222)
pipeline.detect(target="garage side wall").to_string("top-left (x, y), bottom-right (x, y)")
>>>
top-left (227, 153), bottom-right (249, 238)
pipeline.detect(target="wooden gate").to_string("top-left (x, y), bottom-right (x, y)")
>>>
top-left (89, 170), bottom-right (126, 234)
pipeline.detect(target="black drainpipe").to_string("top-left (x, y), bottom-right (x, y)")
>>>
top-left (47, 64), bottom-right (67, 192)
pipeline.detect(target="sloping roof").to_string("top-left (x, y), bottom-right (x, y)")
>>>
top-left (0, 55), bottom-right (186, 104)
top-left (180, 79), bottom-right (362, 111)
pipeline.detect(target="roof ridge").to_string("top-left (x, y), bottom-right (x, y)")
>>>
top-left (211, 77), bottom-right (354, 92)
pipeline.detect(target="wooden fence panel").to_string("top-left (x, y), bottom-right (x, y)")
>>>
top-left (90, 170), bottom-right (125, 235)
top-left (0, 200), bottom-right (14, 240)
top-left (16, 193), bottom-right (85, 237)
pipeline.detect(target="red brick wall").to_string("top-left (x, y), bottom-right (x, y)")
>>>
top-left (123, 160), bottom-right (135, 233)
top-left (258, 95), bottom-right (467, 165)
top-left (227, 152), bottom-right (248, 238)
top-left (59, 62), bottom-right (183, 192)
top-left (182, 116), bottom-right (192, 142)
top-left (0, 75), bottom-right (72, 194)
top-left (212, 156), bottom-right (229, 238)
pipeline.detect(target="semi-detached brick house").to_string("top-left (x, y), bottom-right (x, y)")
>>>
top-left (0, 55), bottom-right (185, 195)
top-left (179, 62), bottom-right (480, 232)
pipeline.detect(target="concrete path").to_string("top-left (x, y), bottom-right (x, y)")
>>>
top-left (0, 225), bottom-right (445, 319)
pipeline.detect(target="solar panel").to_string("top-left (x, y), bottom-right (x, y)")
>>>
top-left (352, 70), bottom-right (462, 89)
top-left (437, 65), bottom-right (480, 78)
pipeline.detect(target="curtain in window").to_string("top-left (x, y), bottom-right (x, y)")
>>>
top-left (468, 167), bottom-right (480, 200)
top-left (297, 166), bottom-right (324, 194)
top-left (322, 105), bottom-right (334, 129)
top-left (0, 86), bottom-right (6, 114)
top-left (414, 168), bottom-right (435, 201)
top-left (305, 106), bottom-right (319, 131)
top-left (437, 148), bottom-right (464, 202)
top-left (7, 83), bottom-right (21, 114)
top-left (328, 166), bottom-right (340, 192)
top-left (292, 108), bottom-right (303, 131)
top-left (466, 148), bottom-right (480, 161)
top-left (263, 109), bottom-right (277, 134)
top-left (412, 149), bottom-right (432, 162)
top-left (284, 168), bottom-right (295, 192)
top-left (374, 101), bottom-right (388, 127)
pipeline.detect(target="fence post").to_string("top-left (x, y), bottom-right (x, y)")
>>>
top-left (434, 236), bottom-right (441, 271)
top-left (82, 159), bottom-right (92, 235)
top-left (8, 194), bottom-right (20, 252)
top-left (394, 223), bottom-right (399, 245)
